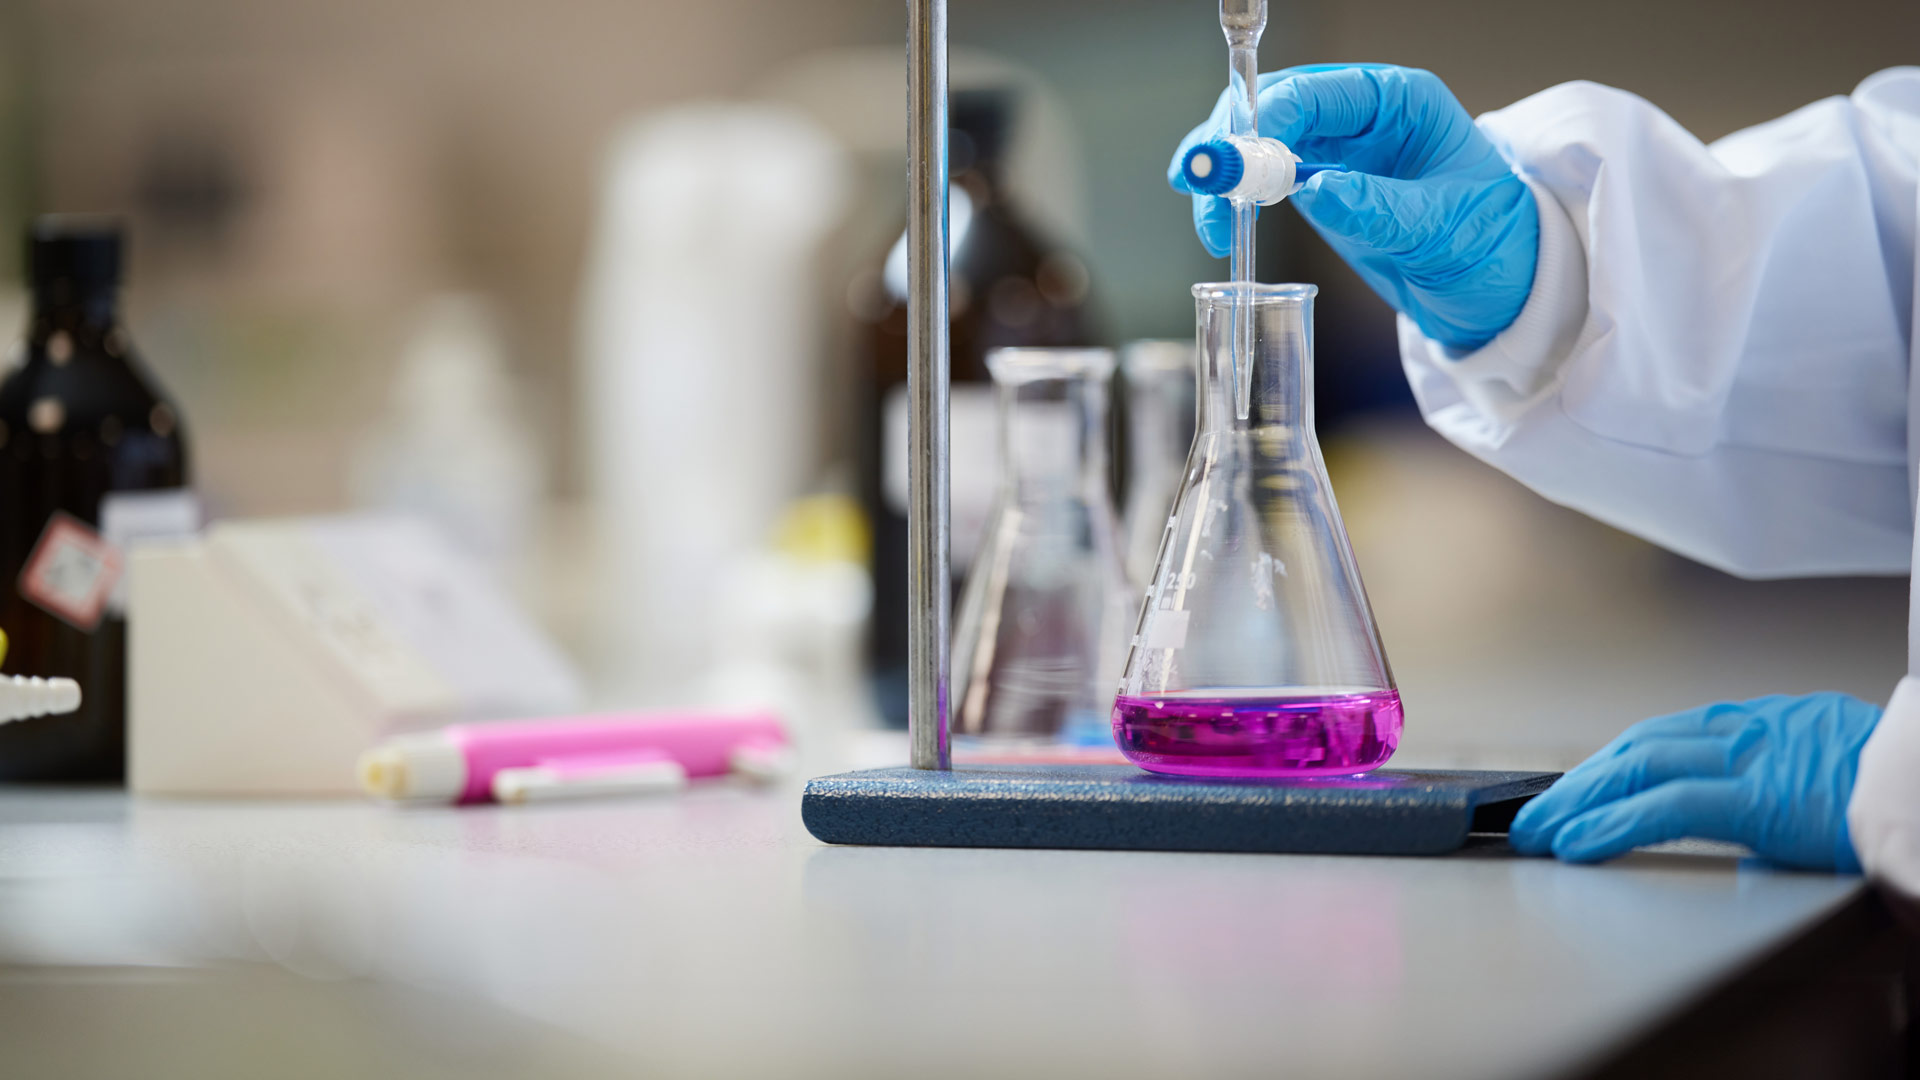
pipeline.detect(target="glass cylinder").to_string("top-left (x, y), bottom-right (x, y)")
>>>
top-left (1112, 284), bottom-right (1400, 777)
top-left (951, 348), bottom-right (1132, 746)
top-left (1119, 340), bottom-right (1196, 588)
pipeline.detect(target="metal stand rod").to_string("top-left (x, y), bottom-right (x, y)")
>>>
top-left (907, 0), bottom-right (952, 770)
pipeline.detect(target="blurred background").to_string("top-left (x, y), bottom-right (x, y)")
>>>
top-left (2, 0), bottom-right (1915, 769)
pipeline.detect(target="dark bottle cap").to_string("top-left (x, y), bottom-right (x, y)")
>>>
top-left (28, 215), bottom-right (125, 304)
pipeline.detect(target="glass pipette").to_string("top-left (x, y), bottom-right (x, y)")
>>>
top-left (1220, 0), bottom-right (1265, 420)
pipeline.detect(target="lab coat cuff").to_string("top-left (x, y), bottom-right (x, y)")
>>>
top-left (1847, 676), bottom-right (1920, 899)
top-left (1397, 172), bottom-right (1590, 435)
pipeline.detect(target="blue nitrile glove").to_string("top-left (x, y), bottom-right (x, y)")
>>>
top-left (1509, 693), bottom-right (1883, 872)
top-left (1168, 64), bottom-right (1539, 352)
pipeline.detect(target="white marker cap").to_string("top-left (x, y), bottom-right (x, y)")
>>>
top-left (729, 740), bottom-right (796, 784)
top-left (492, 758), bottom-right (687, 804)
top-left (358, 733), bottom-right (468, 802)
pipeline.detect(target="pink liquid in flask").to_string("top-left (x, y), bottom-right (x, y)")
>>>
top-left (1111, 689), bottom-right (1402, 778)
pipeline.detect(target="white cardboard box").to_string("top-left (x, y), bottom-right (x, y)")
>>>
top-left (129, 516), bottom-right (582, 795)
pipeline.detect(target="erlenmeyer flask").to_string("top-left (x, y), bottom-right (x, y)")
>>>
top-left (1112, 284), bottom-right (1400, 777)
top-left (1119, 340), bottom-right (1196, 588)
top-left (952, 348), bottom-right (1133, 747)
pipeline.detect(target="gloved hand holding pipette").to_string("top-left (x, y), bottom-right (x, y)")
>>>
top-left (1163, 53), bottom-right (1920, 898)
top-left (1169, 64), bottom-right (1539, 351)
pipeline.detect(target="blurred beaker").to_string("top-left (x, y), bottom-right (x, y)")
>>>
top-left (1119, 339), bottom-right (1195, 587)
top-left (951, 348), bottom-right (1132, 746)
top-left (1113, 284), bottom-right (1400, 777)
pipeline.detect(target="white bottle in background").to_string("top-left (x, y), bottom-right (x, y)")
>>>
top-left (577, 106), bottom-right (850, 705)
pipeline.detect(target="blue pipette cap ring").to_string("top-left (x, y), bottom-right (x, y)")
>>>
top-left (1181, 140), bottom-right (1244, 196)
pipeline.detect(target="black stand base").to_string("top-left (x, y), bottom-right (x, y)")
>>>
top-left (802, 764), bottom-right (1559, 856)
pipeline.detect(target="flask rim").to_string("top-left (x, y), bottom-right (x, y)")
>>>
top-left (1190, 281), bottom-right (1317, 303)
top-left (985, 347), bottom-right (1115, 385)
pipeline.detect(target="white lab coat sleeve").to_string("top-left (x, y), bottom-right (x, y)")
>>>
top-left (1399, 70), bottom-right (1920, 578)
top-left (1851, 679), bottom-right (1920, 898)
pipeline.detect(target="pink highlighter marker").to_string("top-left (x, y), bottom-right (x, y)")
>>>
top-left (357, 711), bottom-right (789, 805)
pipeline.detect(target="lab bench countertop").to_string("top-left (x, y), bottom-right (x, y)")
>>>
top-left (0, 780), bottom-right (1887, 1080)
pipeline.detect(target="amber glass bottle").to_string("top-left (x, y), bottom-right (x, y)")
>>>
top-left (854, 89), bottom-right (1101, 726)
top-left (0, 217), bottom-right (190, 780)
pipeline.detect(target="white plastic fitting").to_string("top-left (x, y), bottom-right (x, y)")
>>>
top-left (1181, 135), bottom-right (1306, 206)
top-left (0, 676), bottom-right (83, 725)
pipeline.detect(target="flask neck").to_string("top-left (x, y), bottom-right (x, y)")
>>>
top-left (1194, 290), bottom-right (1313, 437)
